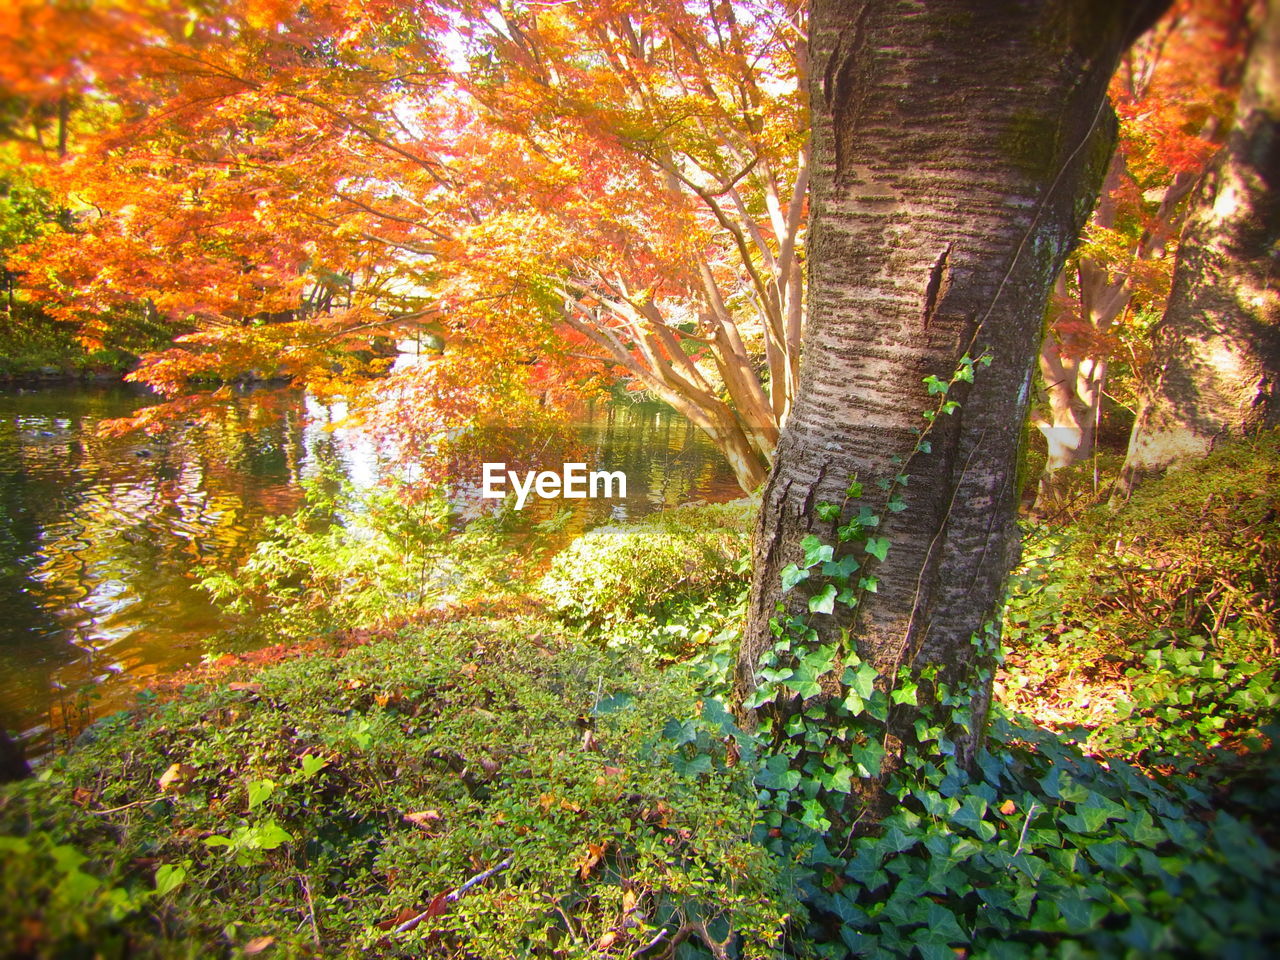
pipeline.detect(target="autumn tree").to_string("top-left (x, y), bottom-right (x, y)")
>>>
top-left (1032, 0), bottom-right (1247, 512)
top-left (449, 0), bottom-right (809, 491)
top-left (1118, 0), bottom-right (1280, 493)
top-left (6, 0), bottom-right (808, 493)
top-left (737, 0), bottom-right (1168, 793)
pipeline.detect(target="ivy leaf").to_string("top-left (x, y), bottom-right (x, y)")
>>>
top-left (780, 563), bottom-right (809, 592)
top-left (821, 765), bottom-right (855, 793)
top-left (822, 554), bottom-right (860, 580)
top-left (1056, 894), bottom-right (1092, 931)
top-left (801, 535), bottom-right (834, 568)
top-left (865, 537), bottom-right (890, 562)
top-left (887, 494), bottom-right (907, 513)
top-left (809, 583), bottom-right (837, 615)
top-left (845, 662), bottom-right (878, 700)
top-left (891, 682), bottom-right (918, 706)
top-left (815, 501), bottom-right (842, 522)
top-left (851, 739), bottom-right (886, 778)
top-left (859, 576), bottom-right (879, 593)
top-left (756, 754), bottom-right (800, 792)
top-left (866, 690), bottom-right (890, 723)
top-left (950, 795), bottom-right (996, 841)
top-left (741, 685), bottom-right (777, 710)
top-left (673, 753), bottom-right (712, 778)
top-left (786, 646), bottom-right (836, 699)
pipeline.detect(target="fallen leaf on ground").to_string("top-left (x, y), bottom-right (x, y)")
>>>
top-left (578, 841), bottom-right (608, 881)
top-left (403, 810), bottom-right (442, 831)
top-left (158, 763), bottom-right (196, 795)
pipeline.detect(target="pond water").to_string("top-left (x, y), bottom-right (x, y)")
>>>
top-left (0, 384), bottom-right (741, 754)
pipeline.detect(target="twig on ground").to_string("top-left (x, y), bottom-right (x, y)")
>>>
top-left (87, 794), bottom-right (169, 815)
top-left (393, 857), bottom-right (514, 935)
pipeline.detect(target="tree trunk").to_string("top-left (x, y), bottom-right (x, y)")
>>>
top-left (737, 0), bottom-right (1167, 775)
top-left (1118, 0), bottom-right (1280, 496)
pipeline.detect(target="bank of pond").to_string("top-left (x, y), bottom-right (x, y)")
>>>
top-left (0, 417), bottom-right (1278, 958)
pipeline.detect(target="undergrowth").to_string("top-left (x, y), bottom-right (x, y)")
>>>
top-left (0, 619), bottom-right (793, 958)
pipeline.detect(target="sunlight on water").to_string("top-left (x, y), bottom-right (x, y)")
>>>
top-left (0, 385), bottom-right (740, 757)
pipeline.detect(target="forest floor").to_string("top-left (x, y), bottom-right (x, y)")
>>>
top-left (1, 432), bottom-right (1278, 957)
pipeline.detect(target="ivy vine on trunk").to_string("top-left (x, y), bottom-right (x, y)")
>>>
top-left (736, 0), bottom-right (1171, 830)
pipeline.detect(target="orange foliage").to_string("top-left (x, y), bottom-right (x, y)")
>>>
top-left (3, 0), bottom-right (805, 492)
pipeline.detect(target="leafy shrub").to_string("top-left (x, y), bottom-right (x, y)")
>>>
top-left (1031, 430), bottom-right (1279, 659)
top-left (0, 829), bottom-right (156, 959)
top-left (0, 619), bottom-right (793, 958)
top-left (540, 500), bottom-right (755, 656)
top-left (1002, 433), bottom-right (1280, 790)
top-left (200, 472), bottom-right (526, 644)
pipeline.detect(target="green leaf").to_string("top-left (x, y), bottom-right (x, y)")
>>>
top-left (950, 795), bottom-right (996, 840)
top-left (809, 584), bottom-right (837, 615)
top-left (925, 901), bottom-right (966, 941)
top-left (851, 739), bottom-right (886, 778)
top-left (780, 563), bottom-right (809, 592)
top-left (1057, 894), bottom-right (1092, 931)
top-left (891, 682), bottom-right (918, 706)
top-left (821, 555), bottom-right (860, 580)
top-left (674, 753), bottom-right (712, 778)
top-left (865, 537), bottom-right (889, 562)
top-left (801, 535), bottom-right (834, 569)
top-left (298, 754), bottom-right (328, 779)
top-left (247, 779), bottom-right (276, 811)
top-left (821, 765), bottom-right (854, 794)
top-left (815, 501), bottom-right (841, 521)
top-left (254, 822), bottom-right (293, 850)
top-left (757, 754), bottom-right (801, 792)
top-left (845, 662), bottom-right (878, 700)
top-left (154, 863), bottom-right (188, 897)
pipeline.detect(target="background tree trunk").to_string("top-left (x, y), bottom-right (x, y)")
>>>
top-left (1118, 0), bottom-right (1280, 495)
top-left (737, 0), bottom-right (1168, 769)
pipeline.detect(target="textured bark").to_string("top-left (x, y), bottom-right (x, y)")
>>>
top-left (1118, 0), bottom-right (1280, 495)
top-left (738, 0), bottom-right (1168, 765)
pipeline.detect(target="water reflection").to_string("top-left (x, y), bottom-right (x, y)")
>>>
top-left (0, 387), bottom-right (740, 754)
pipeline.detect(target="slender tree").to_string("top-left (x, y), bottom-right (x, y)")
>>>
top-left (737, 0), bottom-right (1168, 776)
top-left (1118, 0), bottom-right (1279, 494)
